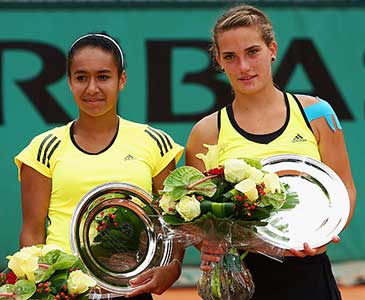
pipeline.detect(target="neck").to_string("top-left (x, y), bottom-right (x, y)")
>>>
top-left (74, 112), bottom-right (119, 136)
top-left (232, 84), bottom-right (283, 113)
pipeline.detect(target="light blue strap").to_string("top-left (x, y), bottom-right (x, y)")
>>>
top-left (304, 97), bottom-right (342, 131)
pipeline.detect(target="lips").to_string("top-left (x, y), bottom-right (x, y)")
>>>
top-left (238, 74), bottom-right (257, 81)
top-left (83, 98), bottom-right (104, 102)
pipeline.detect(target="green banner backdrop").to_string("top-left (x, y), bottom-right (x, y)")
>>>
top-left (0, 5), bottom-right (364, 268)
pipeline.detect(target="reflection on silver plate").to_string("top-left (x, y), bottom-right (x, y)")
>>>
top-left (257, 154), bottom-right (349, 250)
top-left (70, 182), bottom-right (172, 295)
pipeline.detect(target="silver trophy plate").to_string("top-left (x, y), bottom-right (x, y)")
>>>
top-left (257, 154), bottom-right (350, 250)
top-left (70, 182), bottom-right (172, 294)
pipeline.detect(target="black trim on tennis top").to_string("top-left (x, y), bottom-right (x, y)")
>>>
top-left (37, 133), bottom-right (60, 167)
top-left (292, 94), bottom-right (314, 133)
top-left (226, 91), bottom-right (290, 144)
top-left (70, 119), bottom-right (119, 155)
top-left (144, 126), bottom-right (173, 157)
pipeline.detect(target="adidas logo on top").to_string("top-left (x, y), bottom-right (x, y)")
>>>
top-left (123, 154), bottom-right (135, 160)
top-left (292, 134), bottom-right (307, 143)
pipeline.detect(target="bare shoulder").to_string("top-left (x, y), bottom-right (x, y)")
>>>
top-left (295, 94), bottom-right (320, 109)
top-left (189, 111), bottom-right (219, 145)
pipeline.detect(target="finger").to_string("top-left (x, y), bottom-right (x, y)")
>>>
top-left (303, 242), bottom-right (316, 256)
top-left (201, 246), bottom-right (225, 255)
top-left (200, 261), bottom-right (213, 272)
top-left (201, 254), bottom-right (221, 262)
top-left (289, 248), bottom-right (307, 258)
top-left (125, 284), bottom-right (150, 298)
top-left (332, 235), bottom-right (341, 243)
top-left (129, 269), bottom-right (154, 286)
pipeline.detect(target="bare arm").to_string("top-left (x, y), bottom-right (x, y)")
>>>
top-left (298, 95), bottom-right (356, 227)
top-left (312, 117), bottom-right (356, 227)
top-left (19, 164), bottom-right (51, 248)
top-left (289, 96), bottom-right (357, 257)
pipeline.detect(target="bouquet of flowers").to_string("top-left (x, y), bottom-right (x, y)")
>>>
top-left (155, 144), bottom-right (299, 300)
top-left (0, 245), bottom-right (96, 300)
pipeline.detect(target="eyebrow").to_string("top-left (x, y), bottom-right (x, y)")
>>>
top-left (72, 69), bottom-right (113, 75)
top-left (221, 45), bottom-right (261, 54)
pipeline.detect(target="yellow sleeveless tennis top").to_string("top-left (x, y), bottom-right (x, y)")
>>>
top-left (217, 92), bottom-right (321, 163)
top-left (15, 117), bottom-right (183, 253)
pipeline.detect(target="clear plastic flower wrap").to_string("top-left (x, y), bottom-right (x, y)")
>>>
top-left (154, 144), bottom-right (299, 300)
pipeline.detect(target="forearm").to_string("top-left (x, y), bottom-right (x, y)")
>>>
top-left (20, 225), bottom-right (46, 248)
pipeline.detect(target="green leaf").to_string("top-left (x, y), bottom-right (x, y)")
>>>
top-left (34, 265), bottom-right (55, 283)
top-left (242, 157), bottom-right (262, 169)
top-left (52, 253), bottom-right (78, 271)
top-left (163, 166), bottom-right (203, 188)
top-left (49, 271), bottom-right (68, 292)
top-left (162, 214), bottom-right (185, 225)
top-left (14, 280), bottom-right (36, 300)
top-left (162, 166), bottom-right (217, 200)
top-left (0, 283), bottom-right (16, 300)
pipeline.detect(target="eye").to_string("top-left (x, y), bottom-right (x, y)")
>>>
top-left (75, 75), bottom-right (87, 82)
top-left (99, 74), bottom-right (110, 81)
top-left (248, 49), bottom-right (258, 56)
top-left (223, 54), bottom-right (234, 61)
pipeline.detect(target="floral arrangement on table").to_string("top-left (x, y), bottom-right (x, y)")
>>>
top-left (0, 245), bottom-right (96, 300)
top-left (154, 144), bottom-right (299, 300)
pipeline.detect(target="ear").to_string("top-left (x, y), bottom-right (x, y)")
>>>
top-left (118, 70), bottom-right (127, 91)
top-left (215, 54), bottom-right (223, 70)
top-left (269, 40), bottom-right (278, 60)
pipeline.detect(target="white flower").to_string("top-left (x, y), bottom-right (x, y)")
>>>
top-left (67, 270), bottom-right (96, 294)
top-left (263, 173), bottom-right (282, 194)
top-left (159, 193), bottom-right (177, 214)
top-left (6, 247), bottom-right (39, 281)
top-left (176, 195), bottom-right (201, 222)
top-left (235, 179), bottom-right (259, 201)
top-left (246, 166), bottom-right (264, 184)
top-left (224, 159), bottom-right (249, 183)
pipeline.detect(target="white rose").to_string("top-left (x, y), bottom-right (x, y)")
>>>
top-left (159, 193), bottom-right (177, 214)
top-left (263, 173), bottom-right (282, 194)
top-left (176, 195), bottom-right (201, 222)
top-left (235, 179), bottom-right (259, 201)
top-left (224, 159), bottom-right (249, 183)
top-left (67, 270), bottom-right (96, 294)
top-left (246, 166), bottom-right (264, 184)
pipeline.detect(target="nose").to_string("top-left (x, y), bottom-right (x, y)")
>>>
top-left (86, 77), bottom-right (99, 94)
top-left (237, 57), bottom-right (250, 73)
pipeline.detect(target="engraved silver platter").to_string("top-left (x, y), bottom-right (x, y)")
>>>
top-left (257, 154), bottom-right (350, 250)
top-left (70, 182), bottom-right (172, 295)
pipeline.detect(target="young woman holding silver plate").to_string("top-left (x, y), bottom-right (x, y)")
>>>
top-left (15, 32), bottom-right (184, 299)
top-left (185, 5), bottom-right (356, 300)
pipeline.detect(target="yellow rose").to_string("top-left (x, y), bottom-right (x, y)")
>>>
top-left (67, 270), bottom-right (96, 294)
top-left (159, 193), bottom-right (177, 215)
top-left (6, 248), bottom-right (39, 281)
top-left (224, 159), bottom-right (249, 183)
top-left (235, 179), bottom-right (259, 201)
top-left (196, 144), bottom-right (225, 171)
top-left (263, 173), bottom-right (282, 194)
top-left (176, 195), bottom-right (201, 222)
